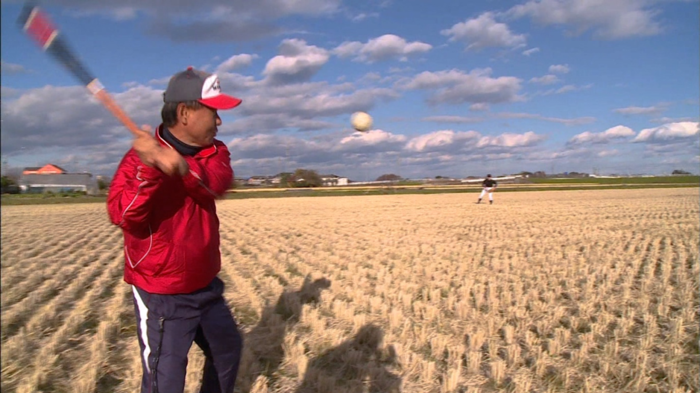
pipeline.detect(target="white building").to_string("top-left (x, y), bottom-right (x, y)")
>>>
top-left (320, 174), bottom-right (348, 186)
top-left (18, 173), bottom-right (99, 195)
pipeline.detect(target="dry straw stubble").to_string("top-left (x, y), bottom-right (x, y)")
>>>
top-left (1, 188), bottom-right (698, 392)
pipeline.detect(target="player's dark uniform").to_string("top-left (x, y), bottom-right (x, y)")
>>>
top-left (482, 178), bottom-right (497, 188)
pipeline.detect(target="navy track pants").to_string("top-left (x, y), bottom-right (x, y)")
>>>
top-left (131, 277), bottom-right (243, 393)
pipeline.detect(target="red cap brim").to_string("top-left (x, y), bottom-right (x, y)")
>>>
top-left (199, 94), bottom-right (242, 110)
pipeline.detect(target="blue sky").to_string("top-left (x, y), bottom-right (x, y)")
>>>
top-left (1, 0), bottom-right (698, 180)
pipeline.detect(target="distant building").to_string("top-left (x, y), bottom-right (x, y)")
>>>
top-left (18, 173), bottom-right (99, 195)
top-left (246, 176), bottom-right (269, 186)
top-left (233, 177), bottom-right (248, 187)
top-left (22, 164), bottom-right (67, 175)
top-left (320, 174), bottom-right (348, 186)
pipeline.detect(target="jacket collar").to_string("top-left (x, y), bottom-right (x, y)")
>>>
top-left (155, 124), bottom-right (218, 158)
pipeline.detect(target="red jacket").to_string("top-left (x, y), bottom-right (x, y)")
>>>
top-left (107, 126), bottom-right (233, 294)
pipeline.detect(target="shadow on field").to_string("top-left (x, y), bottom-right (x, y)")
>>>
top-left (237, 275), bottom-right (331, 392)
top-left (295, 324), bottom-right (402, 393)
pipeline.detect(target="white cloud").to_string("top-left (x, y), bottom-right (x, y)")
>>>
top-left (568, 125), bottom-right (635, 144)
top-left (526, 147), bottom-right (593, 161)
top-left (406, 130), bottom-right (480, 152)
top-left (441, 12), bottom-right (526, 50)
top-left (1, 60), bottom-right (29, 75)
top-left (400, 68), bottom-right (523, 105)
top-left (66, 7), bottom-right (139, 21)
top-left (650, 116), bottom-right (695, 124)
top-left (1, 87), bottom-right (21, 99)
top-left (229, 80), bottom-right (399, 121)
top-left (496, 112), bottom-right (595, 126)
top-left (597, 149), bottom-right (619, 157)
top-left (388, 67), bottom-right (413, 74)
top-left (422, 116), bottom-right (485, 124)
top-left (221, 114), bottom-right (336, 134)
top-left (112, 85), bottom-right (169, 124)
top-left (226, 129), bottom-right (407, 175)
top-left (556, 85), bottom-right (578, 94)
top-left (333, 34), bottom-right (432, 63)
top-left (529, 74), bottom-right (561, 85)
top-left (541, 83), bottom-right (592, 95)
top-left (0, 84), bottom-right (162, 160)
top-left (61, 0), bottom-right (342, 41)
top-left (359, 72), bottom-right (382, 82)
top-left (263, 39), bottom-right (330, 85)
top-left (506, 0), bottom-right (663, 39)
top-left (147, 77), bottom-right (171, 85)
top-left (338, 130), bottom-right (407, 150)
top-left (548, 64), bottom-right (570, 74)
top-left (216, 54), bottom-right (259, 73)
top-left (470, 103), bottom-right (490, 111)
top-left (522, 47), bottom-right (540, 56)
top-left (217, 72), bottom-right (262, 93)
top-left (6, 2), bottom-right (692, 181)
top-left (350, 12), bottom-right (379, 22)
top-left (216, 119), bottom-right (699, 178)
top-left (646, 142), bottom-right (700, 158)
top-left (476, 131), bottom-right (545, 147)
top-left (633, 122), bottom-right (699, 143)
top-left (227, 134), bottom-right (319, 160)
top-left (613, 105), bottom-right (665, 116)
top-left (228, 128), bottom-right (549, 177)
top-left (421, 111), bottom-right (594, 126)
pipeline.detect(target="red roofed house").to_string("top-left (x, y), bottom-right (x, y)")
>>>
top-left (22, 164), bottom-right (67, 175)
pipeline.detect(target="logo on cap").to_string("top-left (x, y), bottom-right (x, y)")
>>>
top-left (202, 75), bottom-right (223, 99)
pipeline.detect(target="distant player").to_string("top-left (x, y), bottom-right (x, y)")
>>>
top-left (477, 174), bottom-right (497, 204)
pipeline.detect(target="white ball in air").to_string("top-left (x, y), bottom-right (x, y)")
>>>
top-left (351, 111), bottom-right (373, 132)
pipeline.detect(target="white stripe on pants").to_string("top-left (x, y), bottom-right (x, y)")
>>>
top-left (132, 286), bottom-right (152, 374)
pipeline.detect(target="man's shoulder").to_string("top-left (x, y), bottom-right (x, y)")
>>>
top-left (213, 139), bottom-right (228, 148)
top-left (115, 149), bottom-right (153, 173)
top-left (122, 148), bottom-right (145, 165)
top-left (211, 139), bottom-right (231, 155)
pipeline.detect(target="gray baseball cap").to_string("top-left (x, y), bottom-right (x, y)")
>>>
top-left (163, 67), bottom-right (242, 110)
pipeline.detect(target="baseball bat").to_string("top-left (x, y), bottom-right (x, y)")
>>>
top-left (18, 4), bottom-right (147, 138)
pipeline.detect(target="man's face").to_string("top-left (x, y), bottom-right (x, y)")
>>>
top-left (185, 104), bottom-right (221, 147)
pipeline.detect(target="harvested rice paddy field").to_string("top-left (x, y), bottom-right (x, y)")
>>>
top-left (1, 188), bottom-right (698, 392)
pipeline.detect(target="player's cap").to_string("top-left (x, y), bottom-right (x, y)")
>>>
top-left (163, 66), bottom-right (242, 110)
top-left (486, 174), bottom-right (492, 177)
